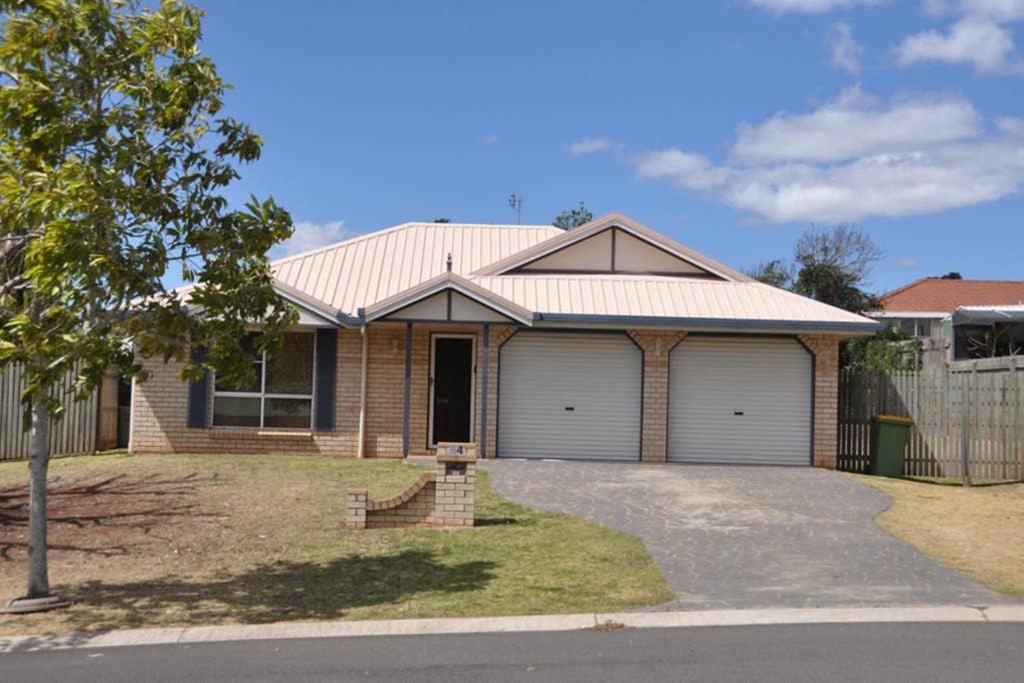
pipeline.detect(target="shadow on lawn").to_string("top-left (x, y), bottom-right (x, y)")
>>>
top-left (51, 550), bottom-right (496, 634)
top-left (0, 472), bottom-right (221, 561)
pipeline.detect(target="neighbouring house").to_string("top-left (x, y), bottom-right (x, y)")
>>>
top-left (130, 213), bottom-right (881, 468)
top-left (871, 278), bottom-right (1024, 370)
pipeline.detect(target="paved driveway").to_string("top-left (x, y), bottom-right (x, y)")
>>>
top-left (482, 460), bottom-right (1006, 610)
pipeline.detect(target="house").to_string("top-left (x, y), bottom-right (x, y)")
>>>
top-left (871, 278), bottom-right (1024, 369)
top-left (130, 213), bottom-right (880, 468)
top-left (947, 305), bottom-right (1024, 366)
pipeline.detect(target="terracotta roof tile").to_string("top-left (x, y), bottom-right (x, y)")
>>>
top-left (879, 279), bottom-right (1024, 313)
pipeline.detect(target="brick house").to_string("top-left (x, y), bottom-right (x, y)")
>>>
top-left (131, 213), bottom-right (880, 468)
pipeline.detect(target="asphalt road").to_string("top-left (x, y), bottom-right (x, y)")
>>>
top-left (2, 623), bottom-right (1022, 682)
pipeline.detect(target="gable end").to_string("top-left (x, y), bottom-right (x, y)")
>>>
top-left (513, 227), bottom-right (723, 278)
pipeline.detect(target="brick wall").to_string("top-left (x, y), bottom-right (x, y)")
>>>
top-left (627, 330), bottom-right (687, 463)
top-left (346, 445), bottom-right (478, 529)
top-left (130, 322), bottom-right (515, 459)
top-left (131, 323), bottom-right (843, 468)
top-left (351, 472), bottom-right (438, 529)
top-left (799, 334), bottom-right (841, 469)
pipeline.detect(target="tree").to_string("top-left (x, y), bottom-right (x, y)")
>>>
top-left (937, 271), bottom-right (963, 279)
top-left (0, 0), bottom-right (295, 612)
top-left (552, 202), bottom-right (593, 230)
top-left (792, 262), bottom-right (880, 313)
top-left (843, 325), bottom-right (922, 372)
top-left (745, 259), bottom-right (792, 289)
top-left (791, 224), bottom-right (882, 313)
top-left (433, 218), bottom-right (451, 223)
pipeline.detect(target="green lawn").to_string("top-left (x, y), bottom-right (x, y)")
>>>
top-left (0, 453), bottom-right (671, 636)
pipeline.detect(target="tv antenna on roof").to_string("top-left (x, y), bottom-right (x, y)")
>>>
top-left (508, 193), bottom-right (524, 224)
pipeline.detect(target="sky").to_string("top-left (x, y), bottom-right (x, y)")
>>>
top-left (191, 0), bottom-right (1024, 295)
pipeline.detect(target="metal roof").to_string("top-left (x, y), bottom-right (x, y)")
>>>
top-left (472, 274), bottom-right (878, 329)
top-left (271, 222), bottom-right (560, 316)
top-left (176, 214), bottom-right (881, 334)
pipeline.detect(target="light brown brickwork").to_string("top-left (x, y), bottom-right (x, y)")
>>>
top-left (131, 323), bottom-right (843, 469)
top-left (799, 334), bottom-right (841, 469)
top-left (357, 472), bottom-right (438, 529)
top-left (627, 330), bottom-right (687, 463)
top-left (130, 323), bottom-right (515, 459)
top-left (346, 443), bottom-right (478, 529)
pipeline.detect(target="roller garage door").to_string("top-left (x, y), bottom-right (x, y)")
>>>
top-left (498, 332), bottom-right (642, 460)
top-left (668, 336), bottom-right (811, 466)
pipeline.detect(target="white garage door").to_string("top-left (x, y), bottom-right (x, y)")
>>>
top-left (668, 336), bottom-right (811, 466)
top-left (498, 332), bottom-right (642, 460)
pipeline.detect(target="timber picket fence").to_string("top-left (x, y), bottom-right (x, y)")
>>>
top-left (0, 363), bottom-right (99, 461)
top-left (838, 366), bottom-right (1024, 481)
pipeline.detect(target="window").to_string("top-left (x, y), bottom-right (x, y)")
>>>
top-left (213, 332), bottom-right (315, 428)
top-left (916, 318), bottom-right (932, 338)
top-left (898, 319), bottom-right (916, 337)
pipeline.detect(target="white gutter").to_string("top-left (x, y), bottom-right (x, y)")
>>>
top-left (357, 325), bottom-right (368, 459)
top-left (867, 311), bottom-right (949, 319)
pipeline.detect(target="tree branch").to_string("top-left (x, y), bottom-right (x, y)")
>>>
top-left (0, 275), bottom-right (29, 298)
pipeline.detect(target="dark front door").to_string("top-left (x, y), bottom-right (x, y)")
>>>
top-left (431, 337), bottom-right (474, 445)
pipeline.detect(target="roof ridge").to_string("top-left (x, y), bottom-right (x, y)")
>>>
top-left (402, 222), bottom-right (555, 230)
top-left (474, 273), bottom-right (745, 282)
top-left (929, 278), bottom-right (1024, 284)
top-left (270, 221), bottom-right (559, 267)
top-left (878, 277), bottom-right (928, 302)
top-left (468, 212), bottom-right (753, 282)
top-left (270, 222), bottom-right (415, 266)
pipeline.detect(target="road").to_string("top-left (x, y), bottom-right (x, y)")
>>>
top-left (2, 623), bottom-right (1022, 682)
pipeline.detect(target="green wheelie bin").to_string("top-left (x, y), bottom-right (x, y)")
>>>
top-left (870, 415), bottom-right (912, 478)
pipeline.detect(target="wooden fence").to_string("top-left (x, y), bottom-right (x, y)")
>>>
top-left (0, 363), bottom-right (99, 461)
top-left (838, 367), bottom-right (1024, 481)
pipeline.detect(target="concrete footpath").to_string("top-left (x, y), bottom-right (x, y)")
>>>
top-left (3, 604), bottom-right (1024, 654)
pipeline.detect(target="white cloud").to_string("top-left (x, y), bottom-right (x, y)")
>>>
top-left (828, 22), bottom-right (863, 74)
top-left (634, 149), bottom-right (732, 190)
top-left (749, 0), bottom-right (887, 13)
top-left (894, 256), bottom-right (921, 268)
top-left (896, 16), bottom-right (1024, 74)
top-left (566, 137), bottom-right (617, 155)
top-left (931, 0), bottom-right (1024, 21)
top-left (731, 86), bottom-right (981, 163)
top-left (270, 220), bottom-right (352, 259)
top-left (630, 88), bottom-right (1024, 223)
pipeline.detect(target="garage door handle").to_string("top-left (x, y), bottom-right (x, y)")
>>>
top-left (733, 411), bottom-right (744, 416)
top-left (564, 406), bottom-right (575, 411)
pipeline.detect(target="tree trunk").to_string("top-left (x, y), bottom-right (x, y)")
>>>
top-left (26, 394), bottom-right (51, 598)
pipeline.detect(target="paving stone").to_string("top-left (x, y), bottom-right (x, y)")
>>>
top-left (482, 460), bottom-right (1012, 610)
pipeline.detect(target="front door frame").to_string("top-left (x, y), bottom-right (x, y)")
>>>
top-left (428, 332), bottom-right (476, 448)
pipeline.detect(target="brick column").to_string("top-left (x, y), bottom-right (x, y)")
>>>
top-left (435, 443), bottom-right (477, 526)
top-left (627, 330), bottom-right (687, 463)
top-left (799, 334), bottom-right (840, 469)
top-left (346, 489), bottom-right (368, 530)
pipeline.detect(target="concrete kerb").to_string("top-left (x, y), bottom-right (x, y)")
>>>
top-left (3, 605), bottom-right (1024, 653)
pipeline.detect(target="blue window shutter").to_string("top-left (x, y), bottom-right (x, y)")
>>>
top-left (187, 346), bottom-right (210, 428)
top-left (314, 329), bottom-right (337, 431)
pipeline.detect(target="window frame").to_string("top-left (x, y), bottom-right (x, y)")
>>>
top-left (212, 330), bottom-right (317, 429)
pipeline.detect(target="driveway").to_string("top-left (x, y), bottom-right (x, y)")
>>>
top-left (482, 460), bottom-right (1006, 610)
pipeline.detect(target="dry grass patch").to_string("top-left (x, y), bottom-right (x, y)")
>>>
top-left (852, 474), bottom-right (1024, 596)
top-left (0, 453), bottom-right (671, 636)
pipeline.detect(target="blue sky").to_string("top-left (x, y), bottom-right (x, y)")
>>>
top-left (193, 0), bottom-right (1024, 295)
